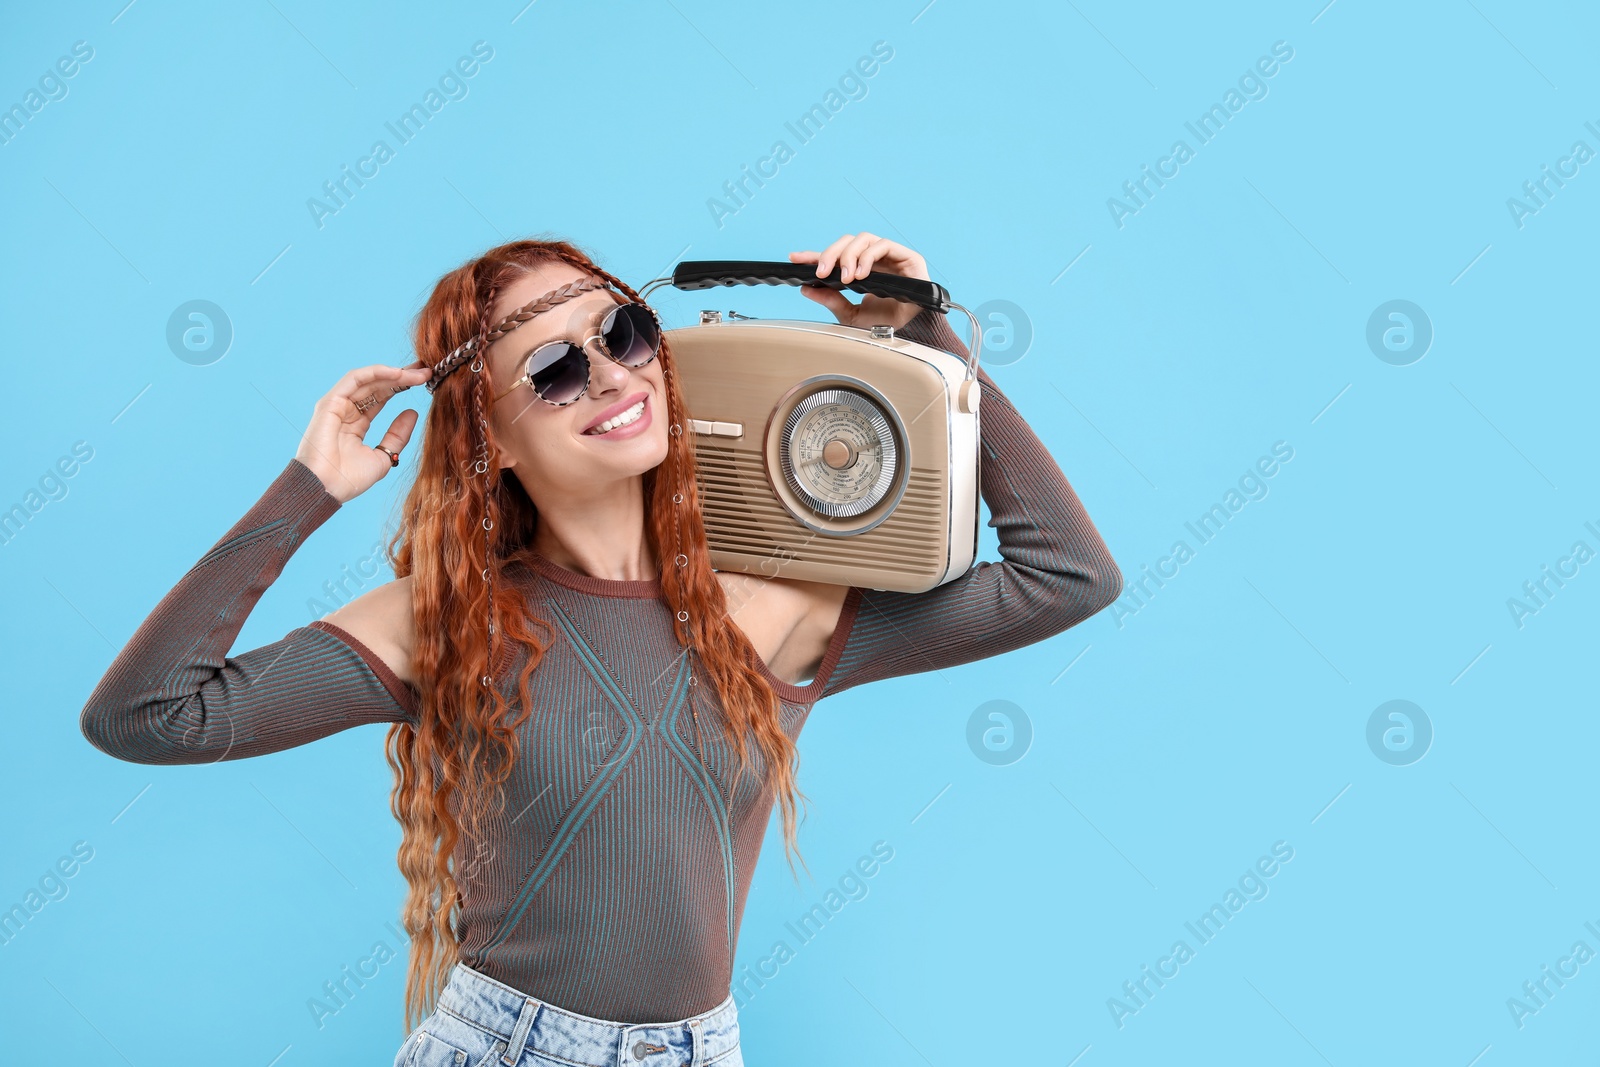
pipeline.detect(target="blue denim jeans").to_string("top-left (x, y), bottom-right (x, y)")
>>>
top-left (392, 962), bottom-right (743, 1067)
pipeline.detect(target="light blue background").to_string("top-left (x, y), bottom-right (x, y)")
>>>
top-left (3, 1), bottom-right (1596, 1063)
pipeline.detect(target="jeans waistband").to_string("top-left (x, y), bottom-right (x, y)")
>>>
top-left (435, 961), bottom-right (740, 1067)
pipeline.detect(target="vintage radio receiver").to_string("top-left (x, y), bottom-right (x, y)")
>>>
top-left (638, 260), bottom-right (985, 594)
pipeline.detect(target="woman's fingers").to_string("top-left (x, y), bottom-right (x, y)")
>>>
top-left (794, 233), bottom-right (929, 288)
top-left (813, 234), bottom-right (858, 279)
top-left (326, 364), bottom-right (431, 409)
top-left (327, 362), bottom-right (431, 402)
top-left (798, 284), bottom-right (857, 324)
top-left (295, 364), bottom-right (432, 504)
top-left (850, 236), bottom-right (899, 281)
top-left (804, 232), bottom-right (927, 283)
top-left (373, 408), bottom-right (420, 457)
top-left (336, 364), bottom-right (433, 427)
top-left (838, 232), bottom-right (883, 282)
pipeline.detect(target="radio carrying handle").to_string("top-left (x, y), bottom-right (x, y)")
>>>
top-left (639, 259), bottom-right (983, 380)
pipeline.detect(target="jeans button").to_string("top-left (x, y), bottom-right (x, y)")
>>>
top-left (454, 1052), bottom-right (465, 1066)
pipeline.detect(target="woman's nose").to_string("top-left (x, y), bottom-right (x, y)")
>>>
top-left (587, 341), bottom-right (633, 394)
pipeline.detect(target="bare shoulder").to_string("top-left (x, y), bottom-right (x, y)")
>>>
top-left (714, 570), bottom-right (852, 686)
top-left (318, 575), bottom-right (417, 688)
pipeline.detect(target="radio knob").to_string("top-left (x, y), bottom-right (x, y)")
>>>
top-left (958, 378), bottom-right (981, 414)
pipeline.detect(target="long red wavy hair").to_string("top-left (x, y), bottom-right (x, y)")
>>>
top-left (381, 237), bottom-right (811, 1035)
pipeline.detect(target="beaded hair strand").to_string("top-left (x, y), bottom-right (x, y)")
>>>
top-left (469, 270), bottom-right (502, 692)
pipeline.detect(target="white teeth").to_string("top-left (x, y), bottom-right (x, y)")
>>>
top-left (587, 399), bottom-right (645, 435)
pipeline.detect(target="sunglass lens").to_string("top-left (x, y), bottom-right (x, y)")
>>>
top-left (604, 303), bottom-right (661, 367)
top-left (528, 343), bottom-right (588, 405)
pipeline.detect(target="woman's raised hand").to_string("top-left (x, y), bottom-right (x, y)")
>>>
top-left (294, 361), bottom-right (433, 504)
top-left (788, 232), bottom-right (930, 331)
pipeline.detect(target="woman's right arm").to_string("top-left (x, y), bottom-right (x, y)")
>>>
top-left (79, 361), bottom-right (433, 765)
top-left (79, 459), bottom-right (421, 763)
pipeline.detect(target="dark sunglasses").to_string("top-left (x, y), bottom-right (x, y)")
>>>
top-left (491, 301), bottom-right (662, 407)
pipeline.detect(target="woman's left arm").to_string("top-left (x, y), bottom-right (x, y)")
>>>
top-left (812, 306), bottom-right (1123, 699)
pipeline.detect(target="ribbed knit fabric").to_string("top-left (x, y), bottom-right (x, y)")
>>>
top-left (821, 309), bottom-right (1123, 697)
top-left (79, 307), bottom-right (1121, 1023)
top-left (77, 456), bottom-right (419, 765)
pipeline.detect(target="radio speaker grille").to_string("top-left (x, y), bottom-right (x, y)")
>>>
top-left (695, 444), bottom-right (946, 578)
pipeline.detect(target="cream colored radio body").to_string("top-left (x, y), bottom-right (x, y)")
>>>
top-left (642, 261), bottom-right (986, 594)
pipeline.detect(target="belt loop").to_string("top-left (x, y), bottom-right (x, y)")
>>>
top-left (690, 1015), bottom-right (704, 1065)
top-left (502, 997), bottom-right (540, 1066)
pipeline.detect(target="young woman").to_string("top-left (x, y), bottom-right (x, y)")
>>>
top-left (80, 232), bottom-right (1122, 1067)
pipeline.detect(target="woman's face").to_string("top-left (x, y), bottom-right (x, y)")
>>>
top-left (482, 263), bottom-right (670, 503)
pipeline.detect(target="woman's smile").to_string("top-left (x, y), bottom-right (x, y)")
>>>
top-left (580, 391), bottom-right (653, 440)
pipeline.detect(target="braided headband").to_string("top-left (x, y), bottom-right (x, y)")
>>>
top-left (423, 275), bottom-right (613, 394)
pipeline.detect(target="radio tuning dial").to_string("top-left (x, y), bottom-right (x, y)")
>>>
top-left (778, 387), bottom-right (900, 519)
